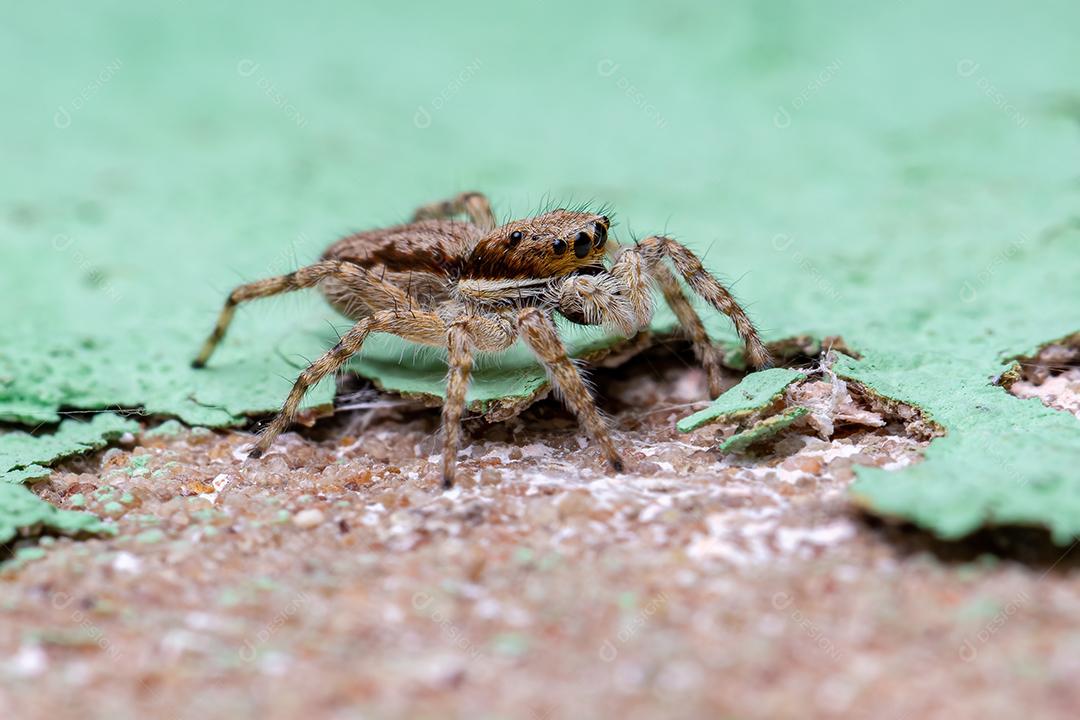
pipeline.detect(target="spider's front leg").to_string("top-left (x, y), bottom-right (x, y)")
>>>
top-left (250, 309), bottom-right (446, 457)
top-left (411, 191), bottom-right (495, 232)
top-left (517, 307), bottom-right (625, 474)
top-left (630, 236), bottom-right (772, 373)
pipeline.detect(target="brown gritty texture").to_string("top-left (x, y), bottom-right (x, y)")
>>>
top-left (1009, 340), bottom-right (1080, 421)
top-left (3, 346), bottom-right (1080, 720)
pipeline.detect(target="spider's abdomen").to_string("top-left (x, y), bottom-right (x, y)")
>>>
top-left (319, 219), bottom-right (479, 319)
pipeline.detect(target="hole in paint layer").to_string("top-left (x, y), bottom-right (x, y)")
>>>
top-left (1004, 332), bottom-right (1080, 420)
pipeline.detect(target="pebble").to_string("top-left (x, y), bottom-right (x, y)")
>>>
top-left (292, 509), bottom-right (325, 529)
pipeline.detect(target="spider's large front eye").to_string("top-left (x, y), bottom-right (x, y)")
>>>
top-left (552, 238), bottom-right (568, 255)
top-left (574, 231), bottom-right (591, 258)
top-left (509, 230), bottom-right (523, 247)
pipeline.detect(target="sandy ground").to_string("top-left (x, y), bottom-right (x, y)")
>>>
top-left (2, 345), bottom-right (1079, 720)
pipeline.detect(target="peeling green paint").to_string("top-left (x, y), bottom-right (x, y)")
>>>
top-left (719, 407), bottom-right (811, 454)
top-left (0, 484), bottom-right (113, 545)
top-left (1, 414), bottom-right (139, 483)
top-left (1, 1), bottom-right (1079, 542)
top-left (677, 369), bottom-right (806, 432)
top-left (0, 414), bottom-right (134, 541)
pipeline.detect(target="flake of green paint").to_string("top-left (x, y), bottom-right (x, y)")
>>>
top-left (718, 407), bottom-right (811, 453)
top-left (491, 632), bottom-right (530, 657)
top-left (0, 484), bottom-right (113, 544)
top-left (126, 455), bottom-right (150, 477)
top-left (677, 369), bottom-right (806, 433)
top-left (135, 529), bottom-right (165, 544)
top-left (145, 420), bottom-right (184, 438)
top-left (217, 588), bottom-right (243, 607)
top-left (0, 414), bottom-right (139, 483)
top-left (69, 493), bottom-right (85, 508)
top-left (2, 2), bottom-right (1080, 543)
top-left (253, 577), bottom-right (278, 591)
top-left (120, 492), bottom-right (135, 505)
top-left (15, 547), bottom-right (47, 562)
top-left (102, 501), bottom-right (124, 516)
top-left (2, 465), bottom-right (51, 485)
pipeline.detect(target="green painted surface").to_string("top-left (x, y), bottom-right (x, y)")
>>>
top-left (1, 1), bottom-right (1078, 541)
top-left (677, 369), bottom-right (806, 432)
top-left (718, 407), bottom-right (811, 454)
top-left (0, 414), bottom-right (135, 541)
top-left (1, 414), bottom-right (138, 483)
top-left (0, 484), bottom-right (112, 545)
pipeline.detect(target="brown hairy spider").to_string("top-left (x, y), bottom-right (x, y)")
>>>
top-left (193, 192), bottom-right (771, 487)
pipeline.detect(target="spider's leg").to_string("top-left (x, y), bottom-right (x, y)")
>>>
top-left (441, 314), bottom-right (514, 488)
top-left (249, 309), bottom-right (446, 457)
top-left (517, 307), bottom-right (625, 473)
top-left (651, 263), bottom-right (728, 397)
top-left (441, 321), bottom-right (473, 488)
top-left (194, 260), bottom-right (369, 368)
top-left (636, 236), bottom-right (772, 369)
top-left (411, 191), bottom-right (495, 232)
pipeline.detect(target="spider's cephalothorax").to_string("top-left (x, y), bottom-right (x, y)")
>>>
top-left (192, 192), bottom-right (772, 487)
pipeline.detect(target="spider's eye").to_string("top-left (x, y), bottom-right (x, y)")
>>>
top-left (508, 230), bottom-right (523, 246)
top-left (574, 231), bottom-right (591, 258)
top-left (552, 238), bottom-right (568, 256)
top-left (593, 222), bottom-right (607, 248)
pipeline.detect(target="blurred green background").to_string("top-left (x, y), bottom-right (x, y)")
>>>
top-left (1, 0), bottom-right (1079, 540)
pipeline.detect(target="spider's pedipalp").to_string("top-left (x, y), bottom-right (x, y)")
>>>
top-left (555, 271), bottom-right (639, 337)
top-left (609, 246), bottom-right (653, 328)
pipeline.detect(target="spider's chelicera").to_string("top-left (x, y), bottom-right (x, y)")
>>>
top-left (192, 192), bottom-right (771, 487)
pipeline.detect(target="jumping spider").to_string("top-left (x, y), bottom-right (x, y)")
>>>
top-left (193, 192), bottom-right (771, 487)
